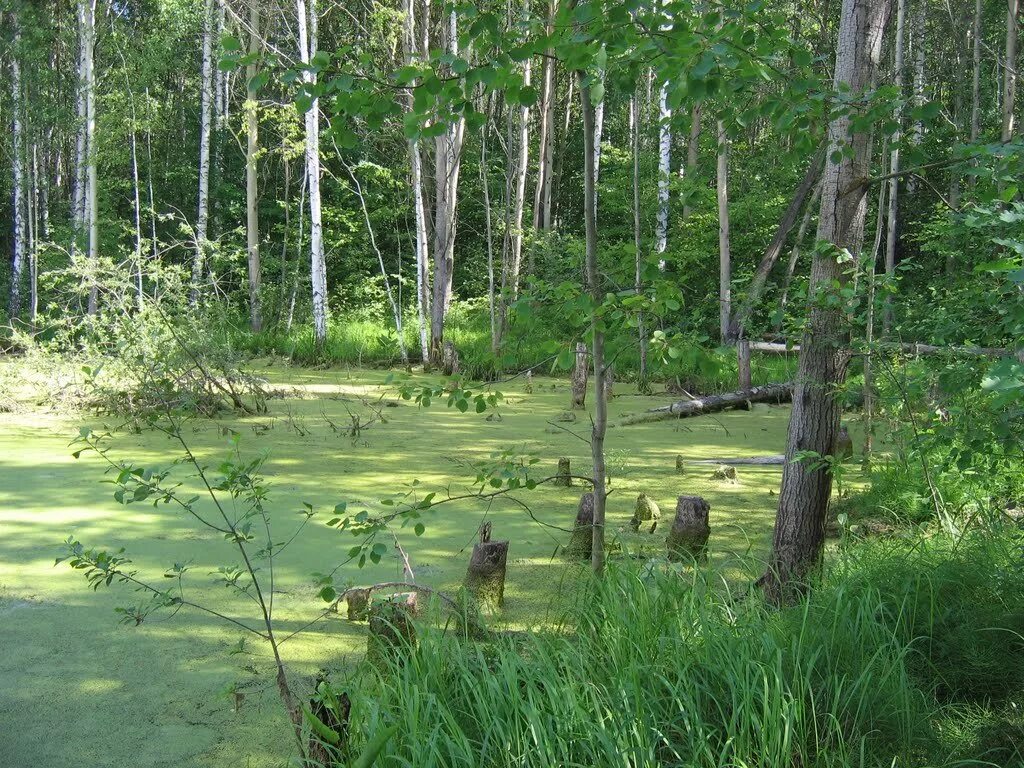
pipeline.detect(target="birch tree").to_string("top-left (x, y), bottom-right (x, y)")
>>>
top-left (763, 0), bottom-right (892, 603)
top-left (9, 9), bottom-right (25, 317)
top-left (297, 0), bottom-right (328, 351)
top-left (245, 0), bottom-right (262, 332)
top-left (404, 0), bottom-right (430, 362)
top-left (191, 0), bottom-right (215, 304)
top-left (1003, 0), bottom-right (1019, 141)
top-left (654, 80), bottom-right (672, 269)
top-left (85, 0), bottom-right (99, 315)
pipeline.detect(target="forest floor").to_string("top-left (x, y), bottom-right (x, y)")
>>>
top-left (0, 361), bottom-right (797, 767)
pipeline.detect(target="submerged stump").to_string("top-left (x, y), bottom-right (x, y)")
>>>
top-left (630, 493), bottom-right (661, 531)
top-left (367, 597), bottom-right (418, 668)
top-left (464, 529), bottom-right (509, 606)
top-left (555, 457), bottom-right (572, 487)
top-left (566, 492), bottom-right (595, 559)
top-left (666, 495), bottom-right (710, 561)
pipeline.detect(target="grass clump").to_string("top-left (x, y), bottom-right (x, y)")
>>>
top-left (335, 531), bottom-right (1024, 768)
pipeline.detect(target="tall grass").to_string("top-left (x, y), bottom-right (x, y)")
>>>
top-left (334, 533), bottom-right (1024, 767)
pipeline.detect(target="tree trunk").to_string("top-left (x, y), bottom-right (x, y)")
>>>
top-left (1004, 0), bottom-right (1020, 141)
top-left (910, 0), bottom-right (926, 147)
top-left (716, 119), bottom-right (731, 342)
top-left (482, 97), bottom-right (498, 357)
top-left (654, 80), bottom-right (672, 269)
top-left (297, 0), bottom-right (328, 353)
top-left (192, 0), bottom-right (214, 304)
top-left (731, 146), bottom-right (825, 339)
top-left (245, 0), bottom-right (263, 332)
top-left (778, 178), bottom-right (824, 327)
top-left (429, 10), bottom-right (466, 366)
top-left (883, 0), bottom-right (906, 335)
top-left (570, 341), bottom-right (588, 409)
top-left (863, 143), bottom-right (888, 468)
top-left (85, 0), bottom-right (98, 315)
top-left (533, 0), bottom-right (555, 231)
top-left (615, 382), bottom-right (793, 426)
top-left (666, 495), bottom-right (710, 561)
top-left (971, 0), bottom-right (982, 147)
top-left (9, 12), bottom-right (25, 317)
top-left (682, 105), bottom-right (702, 219)
top-left (632, 92), bottom-right (648, 382)
top-left (73, 0), bottom-right (89, 255)
top-left (762, 0), bottom-right (891, 604)
top-left (580, 77), bottom-right (608, 575)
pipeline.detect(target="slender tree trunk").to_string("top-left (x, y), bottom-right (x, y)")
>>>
top-left (30, 144), bottom-right (39, 323)
top-left (778, 178), bottom-right (824, 328)
top-left (298, 0), bottom-right (328, 351)
top-left (428, 10), bottom-right (466, 366)
top-left (971, 0), bottom-right (982, 149)
top-left (632, 92), bottom-right (648, 381)
top-left (404, 0), bottom-right (431, 363)
top-left (1004, 0), bottom-right (1020, 141)
top-left (883, 0), bottom-right (906, 335)
top-left (192, 0), bottom-right (214, 304)
top-left (9, 11), bottom-right (25, 317)
top-left (654, 80), bottom-right (672, 269)
top-left (682, 104), bottom-right (702, 219)
top-left (482, 97), bottom-right (498, 356)
top-left (762, 0), bottom-right (891, 604)
top-left (580, 75), bottom-right (608, 576)
top-left (245, 0), bottom-right (263, 332)
top-left (910, 0), bottom-right (926, 146)
top-left (863, 143), bottom-right (888, 468)
top-left (145, 87), bottom-right (158, 263)
top-left (73, 0), bottom-right (89, 253)
top-left (716, 119), bottom-right (731, 342)
top-left (130, 127), bottom-right (144, 308)
top-left (533, 0), bottom-right (555, 231)
top-left (85, 0), bottom-right (98, 315)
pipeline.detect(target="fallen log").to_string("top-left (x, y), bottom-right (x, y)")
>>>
top-left (749, 340), bottom-right (1023, 359)
top-left (614, 382), bottom-right (793, 426)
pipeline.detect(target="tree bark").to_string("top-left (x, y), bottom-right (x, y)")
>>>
top-left (428, 10), bottom-right (466, 366)
top-left (245, 0), bottom-right (263, 332)
top-left (9, 11), bottom-right (25, 317)
top-left (762, 0), bottom-right (891, 604)
top-left (632, 92), bottom-right (648, 382)
top-left (580, 76), bottom-right (608, 575)
top-left (883, 0), bottom-right (906, 335)
top-left (1004, 0), bottom-right (1020, 141)
top-left (533, 0), bottom-right (555, 231)
top-left (85, 0), bottom-right (98, 315)
top-left (654, 80), bottom-right (672, 268)
top-left (716, 119), bottom-right (731, 342)
top-left (682, 105), bottom-right (702, 219)
top-left (192, 0), bottom-right (215, 304)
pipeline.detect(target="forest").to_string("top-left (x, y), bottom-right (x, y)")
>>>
top-left (3, 0), bottom-right (1024, 765)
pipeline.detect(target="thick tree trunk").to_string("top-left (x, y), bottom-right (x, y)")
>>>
top-left (9, 13), bottom-right (25, 317)
top-left (614, 382), bottom-right (793, 426)
top-left (245, 0), bottom-right (263, 332)
top-left (192, 0), bottom-right (214, 304)
top-left (429, 10), bottom-right (466, 366)
top-left (298, 0), bottom-right (328, 352)
top-left (1004, 0), bottom-right (1020, 141)
top-left (580, 77), bottom-right (608, 575)
top-left (762, 0), bottom-right (891, 604)
top-left (883, 0), bottom-right (906, 335)
top-left (716, 119), bottom-right (731, 342)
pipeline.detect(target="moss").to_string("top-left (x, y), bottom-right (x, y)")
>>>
top-left (0, 361), bottom-right (791, 767)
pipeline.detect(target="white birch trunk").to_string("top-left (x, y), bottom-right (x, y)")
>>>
top-left (654, 80), bottom-right (672, 269)
top-left (533, 2), bottom-right (555, 231)
top-left (245, 0), bottom-right (262, 332)
top-left (9, 15), bottom-right (25, 317)
top-left (73, 0), bottom-right (89, 248)
top-left (1003, 0), bottom-right (1020, 141)
top-left (297, 0), bottom-right (328, 350)
top-left (192, 0), bottom-right (215, 304)
top-left (85, 0), bottom-right (99, 315)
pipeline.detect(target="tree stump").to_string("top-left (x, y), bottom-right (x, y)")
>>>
top-left (524, 370), bottom-right (533, 394)
top-left (630, 493), bottom-right (661, 531)
top-left (836, 425), bottom-right (854, 460)
top-left (570, 342), bottom-right (589, 409)
top-left (565, 492), bottom-right (594, 559)
top-left (675, 455), bottom-right (685, 474)
top-left (555, 457), bottom-right (572, 487)
top-left (711, 465), bottom-right (738, 483)
top-left (346, 588), bottom-right (371, 621)
top-left (737, 339), bottom-right (752, 390)
top-left (442, 340), bottom-right (460, 376)
top-left (367, 597), bottom-right (418, 667)
top-left (464, 523), bottom-right (509, 606)
top-left (666, 495), bottom-right (710, 561)
top-left (604, 364), bottom-right (614, 400)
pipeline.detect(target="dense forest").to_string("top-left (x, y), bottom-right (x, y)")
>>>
top-left (3, 0), bottom-right (1024, 765)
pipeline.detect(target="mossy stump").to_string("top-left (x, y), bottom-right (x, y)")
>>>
top-left (346, 588), bottom-right (371, 621)
top-left (566, 492), bottom-right (595, 559)
top-left (555, 457), bottom-right (572, 487)
top-left (464, 539), bottom-right (509, 606)
top-left (711, 465), bottom-right (738, 483)
top-left (666, 495), bottom-right (710, 562)
top-left (571, 342), bottom-right (589, 409)
top-left (630, 493), bottom-right (661, 531)
top-left (524, 370), bottom-right (534, 394)
top-left (367, 597), bottom-right (418, 668)
top-left (442, 340), bottom-right (460, 376)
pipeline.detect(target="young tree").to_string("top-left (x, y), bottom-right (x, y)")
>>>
top-left (245, 0), bottom-right (262, 333)
top-left (716, 117), bottom-right (731, 342)
top-left (762, 0), bottom-right (892, 603)
top-left (191, 0), bottom-right (215, 304)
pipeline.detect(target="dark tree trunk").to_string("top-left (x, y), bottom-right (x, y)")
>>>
top-left (762, 0), bottom-right (892, 605)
